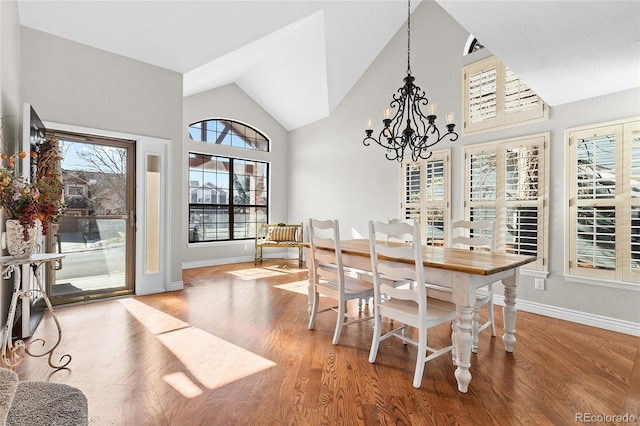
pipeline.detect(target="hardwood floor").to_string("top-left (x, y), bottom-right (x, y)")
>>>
top-left (14, 259), bottom-right (639, 425)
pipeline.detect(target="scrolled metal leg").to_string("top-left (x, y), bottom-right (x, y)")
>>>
top-left (1, 265), bottom-right (28, 369)
top-left (23, 262), bottom-right (72, 370)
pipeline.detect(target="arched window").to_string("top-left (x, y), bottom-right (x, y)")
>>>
top-left (189, 118), bottom-right (269, 152)
top-left (187, 118), bottom-right (270, 243)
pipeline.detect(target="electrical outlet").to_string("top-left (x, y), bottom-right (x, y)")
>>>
top-left (534, 277), bottom-right (545, 291)
top-left (243, 244), bottom-right (248, 250)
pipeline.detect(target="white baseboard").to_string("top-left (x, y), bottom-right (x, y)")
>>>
top-left (493, 294), bottom-right (640, 337)
top-left (169, 280), bottom-right (184, 291)
top-left (182, 253), bottom-right (299, 271)
top-left (182, 255), bottom-right (254, 270)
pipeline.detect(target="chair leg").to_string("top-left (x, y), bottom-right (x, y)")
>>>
top-left (308, 291), bottom-right (319, 330)
top-left (369, 311), bottom-right (382, 363)
top-left (413, 326), bottom-right (427, 388)
top-left (332, 299), bottom-right (346, 345)
top-left (488, 296), bottom-right (496, 336)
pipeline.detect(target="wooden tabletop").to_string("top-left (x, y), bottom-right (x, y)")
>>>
top-left (303, 239), bottom-right (536, 276)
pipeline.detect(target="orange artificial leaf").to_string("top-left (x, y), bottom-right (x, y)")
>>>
top-left (18, 152), bottom-right (27, 159)
top-left (30, 151), bottom-right (38, 158)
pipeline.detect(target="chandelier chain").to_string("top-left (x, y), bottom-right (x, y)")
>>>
top-left (407, 0), bottom-right (411, 74)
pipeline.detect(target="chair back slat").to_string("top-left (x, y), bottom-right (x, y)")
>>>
top-left (309, 218), bottom-right (344, 289)
top-left (449, 219), bottom-right (496, 252)
top-left (369, 220), bottom-right (427, 311)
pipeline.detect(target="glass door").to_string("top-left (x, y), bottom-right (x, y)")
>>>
top-left (46, 132), bottom-right (135, 304)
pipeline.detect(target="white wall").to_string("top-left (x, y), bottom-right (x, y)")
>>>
top-left (290, 1), bottom-right (465, 239)
top-left (289, 1), bottom-right (640, 325)
top-left (182, 84), bottom-right (290, 266)
top-left (20, 27), bottom-right (184, 286)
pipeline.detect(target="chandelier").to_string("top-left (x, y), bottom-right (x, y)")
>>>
top-left (363, 0), bottom-right (458, 162)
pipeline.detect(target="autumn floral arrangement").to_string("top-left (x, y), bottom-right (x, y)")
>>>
top-left (0, 137), bottom-right (65, 241)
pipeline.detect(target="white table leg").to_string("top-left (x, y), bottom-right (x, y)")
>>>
top-left (502, 273), bottom-right (518, 352)
top-left (453, 306), bottom-right (473, 393)
top-left (452, 272), bottom-right (475, 393)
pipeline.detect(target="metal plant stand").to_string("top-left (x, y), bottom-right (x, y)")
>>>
top-left (1, 253), bottom-right (71, 370)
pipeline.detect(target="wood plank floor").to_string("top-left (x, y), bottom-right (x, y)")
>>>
top-left (14, 259), bottom-right (640, 425)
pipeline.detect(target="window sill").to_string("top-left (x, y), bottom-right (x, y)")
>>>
top-left (187, 239), bottom-right (251, 249)
top-left (564, 275), bottom-right (640, 292)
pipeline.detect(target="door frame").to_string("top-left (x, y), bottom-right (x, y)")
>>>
top-left (43, 121), bottom-right (171, 295)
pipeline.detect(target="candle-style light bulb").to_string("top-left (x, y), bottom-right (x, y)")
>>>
top-left (366, 117), bottom-right (373, 130)
top-left (428, 103), bottom-right (437, 116)
top-left (383, 107), bottom-right (392, 120)
top-left (446, 112), bottom-right (455, 124)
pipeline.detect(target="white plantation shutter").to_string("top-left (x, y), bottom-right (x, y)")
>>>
top-left (504, 67), bottom-right (539, 117)
top-left (403, 162), bottom-right (421, 222)
top-left (568, 118), bottom-right (640, 284)
top-left (469, 151), bottom-right (497, 203)
top-left (465, 135), bottom-right (548, 271)
top-left (468, 66), bottom-right (497, 124)
top-left (467, 151), bottom-right (498, 241)
top-left (463, 57), bottom-right (547, 134)
top-left (504, 144), bottom-right (542, 260)
top-left (401, 150), bottom-right (450, 245)
top-left (626, 123), bottom-right (640, 282)
top-left (464, 58), bottom-right (499, 133)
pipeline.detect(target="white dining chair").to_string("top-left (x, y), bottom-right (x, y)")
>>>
top-left (308, 218), bottom-right (375, 345)
top-left (368, 219), bottom-right (457, 388)
top-left (448, 219), bottom-right (497, 353)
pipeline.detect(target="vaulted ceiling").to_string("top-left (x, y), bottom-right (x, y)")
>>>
top-left (16, 1), bottom-right (640, 131)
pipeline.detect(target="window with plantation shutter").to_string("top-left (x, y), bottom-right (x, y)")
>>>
top-left (401, 150), bottom-right (450, 246)
top-left (568, 118), bottom-right (640, 285)
top-left (465, 134), bottom-right (548, 272)
top-left (463, 56), bottom-right (547, 134)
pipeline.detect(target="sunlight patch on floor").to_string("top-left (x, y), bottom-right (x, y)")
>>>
top-left (119, 298), bottom-right (276, 395)
top-left (162, 372), bottom-right (203, 398)
top-left (227, 268), bottom-right (286, 280)
top-left (227, 264), bottom-right (306, 280)
top-left (273, 280), bottom-right (310, 296)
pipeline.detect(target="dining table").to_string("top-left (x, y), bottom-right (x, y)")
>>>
top-left (302, 238), bottom-right (536, 393)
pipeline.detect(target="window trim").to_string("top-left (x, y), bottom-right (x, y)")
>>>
top-left (464, 133), bottom-right (550, 272)
top-left (565, 117), bottom-right (640, 285)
